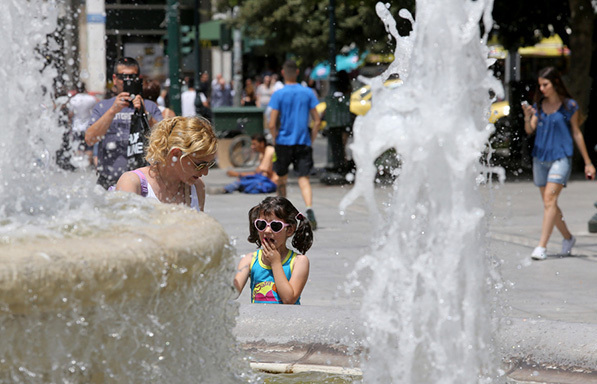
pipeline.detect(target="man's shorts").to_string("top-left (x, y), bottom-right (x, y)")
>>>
top-left (274, 144), bottom-right (313, 177)
top-left (533, 156), bottom-right (572, 187)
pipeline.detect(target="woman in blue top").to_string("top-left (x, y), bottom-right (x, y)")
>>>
top-left (234, 197), bottom-right (313, 304)
top-left (522, 67), bottom-right (595, 260)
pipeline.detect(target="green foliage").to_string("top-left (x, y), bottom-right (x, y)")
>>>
top-left (214, 0), bottom-right (415, 65)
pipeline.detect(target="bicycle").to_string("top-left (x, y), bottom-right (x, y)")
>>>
top-left (216, 122), bottom-right (260, 168)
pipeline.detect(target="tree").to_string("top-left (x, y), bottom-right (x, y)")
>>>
top-left (214, 0), bottom-right (415, 68)
top-left (492, 0), bottom-right (595, 120)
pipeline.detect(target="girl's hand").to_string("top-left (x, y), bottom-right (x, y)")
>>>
top-left (585, 164), bottom-right (595, 180)
top-left (261, 238), bottom-right (281, 265)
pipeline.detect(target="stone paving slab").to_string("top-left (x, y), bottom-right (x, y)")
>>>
top-left (204, 136), bottom-right (597, 380)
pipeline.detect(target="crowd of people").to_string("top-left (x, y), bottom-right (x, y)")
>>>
top-left (52, 57), bottom-right (320, 305)
top-left (53, 57), bottom-right (597, 307)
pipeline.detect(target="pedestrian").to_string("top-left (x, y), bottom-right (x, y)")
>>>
top-left (522, 66), bottom-right (595, 260)
top-left (85, 57), bottom-right (163, 189)
top-left (198, 71), bottom-right (211, 100)
top-left (115, 116), bottom-right (217, 212)
top-left (211, 76), bottom-right (233, 108)
top-left (181, 77), bottom-right (208, 117)
top-left (143, 79), bottom-right (175, 119)
top-left (233, 196), bottom-right (312, 304)
top-left (268, 60), bottom-right (321, 229)
top-left (67, 82), bottom-right (98, 168)
top-left (256, 74), bottom-right (274, 108)
top-left (221, 133), bottom-right (277, 194)
top-left (241, 78), bottom-right (257, 106)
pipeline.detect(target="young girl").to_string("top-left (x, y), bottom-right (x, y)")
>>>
top-left (234, 196), bottom-right (312, 304)
top-left (522, 67), bottom-right (595, 260)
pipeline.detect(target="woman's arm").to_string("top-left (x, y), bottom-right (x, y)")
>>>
top-left (570, 110), bottom-right (596, 179)
top-left (233, 254), bottom-right (252, 296)
top-left (522, 104), bottom-right (538, 135)
top-left (115, 171), bottom-right (142, 195)
top-left (255, 146), bottom-right (275, 178)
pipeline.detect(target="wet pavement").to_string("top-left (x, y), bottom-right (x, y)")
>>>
top-left (203, 135), bottom-right (597, 382)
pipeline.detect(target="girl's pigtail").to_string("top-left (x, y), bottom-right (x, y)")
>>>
top-left (247, 205), bottom-right (262, 248)
top-left (291, 215), bottom-right (313, 254)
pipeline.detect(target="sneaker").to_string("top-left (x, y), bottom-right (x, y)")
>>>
top-left (561, 236), bottom-right (576, 255)
top-left (531, 246), bottom-right (547, 260)
top-left (306, 208), bottom-right (317, 230)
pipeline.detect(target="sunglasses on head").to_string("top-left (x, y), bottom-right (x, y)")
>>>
top-left (254, 219), bottom-right (290, 233)
top-left (115, 73), bottom-right (139, 81)
top-left (186, 157), bottom-right (216, 172)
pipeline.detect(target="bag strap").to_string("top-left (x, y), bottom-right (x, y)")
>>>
top-left (132, 169), bottom-right (149, 197)
top-left (184, 185), bottom-right (191, 206)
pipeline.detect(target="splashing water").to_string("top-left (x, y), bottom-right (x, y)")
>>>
top-left (341, 0), bottom-right (503, 383)
top-left (0, 1), bottom-right (250, 382)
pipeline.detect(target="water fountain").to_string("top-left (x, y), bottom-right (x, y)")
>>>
top-left (0, 1), bottom-right (249, 382)
top-left (2, 0), bottom-right (559, 382)
top-left (341, 0), bottom-right (504, 382)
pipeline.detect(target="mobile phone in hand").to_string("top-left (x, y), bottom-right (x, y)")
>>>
top-left (521, 100), bottom-right (529, 108)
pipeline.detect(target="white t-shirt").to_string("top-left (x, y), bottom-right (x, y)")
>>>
top-left (68, 93), bottom-right (98, 132)
top-left (181, 89), bottom-right (207, 117)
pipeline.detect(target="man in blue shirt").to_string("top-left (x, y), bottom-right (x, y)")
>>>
top-left (268, 60), bottom-right (321, 229)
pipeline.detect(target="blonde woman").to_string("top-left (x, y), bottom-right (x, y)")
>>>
top-left (116, 116), bottom-right (217, 211)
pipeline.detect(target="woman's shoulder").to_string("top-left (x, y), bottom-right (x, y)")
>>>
top-left (115, 167), bottom-right (149, 192)
top-left (564, 98), bottom-right (578, 109)
top-left (561, 98), bottom-right (579, 117)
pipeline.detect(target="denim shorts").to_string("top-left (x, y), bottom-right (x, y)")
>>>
top-left (533, 157), bottom-right (572, 187)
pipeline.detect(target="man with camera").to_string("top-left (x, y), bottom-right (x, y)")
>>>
top-left (85, 57), bottom-right (163, 189)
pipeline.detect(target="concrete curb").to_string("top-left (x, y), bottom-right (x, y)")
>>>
top-left (235, 305), bottom-right (597, 382)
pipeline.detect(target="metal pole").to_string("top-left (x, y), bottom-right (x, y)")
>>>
top-left (193, 0), bottom-right (203, 114)
top-left (232, 28), bottom-right (243, 107)
top-left (328, 0), bottom-right (337, 95)
top-left (324, 0), bottom-right (344, 175)
top-left (167, 0), bottom-right (181, 115)
top-left (193, 0), bottom-right (201, 89)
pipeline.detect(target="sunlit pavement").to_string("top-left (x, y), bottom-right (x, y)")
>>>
top-left (203, 135), bottom-right (597, 381)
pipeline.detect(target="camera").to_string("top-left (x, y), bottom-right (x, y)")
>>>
top-left (123, 77), bottom-right (143, 98)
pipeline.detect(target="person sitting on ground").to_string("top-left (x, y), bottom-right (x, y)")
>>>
top-left (222, 133), bottom-right (277, 194)
top-left (115, 116), bottom-right (217, 212)
top-left (233, 196), bottom-right (312, 304)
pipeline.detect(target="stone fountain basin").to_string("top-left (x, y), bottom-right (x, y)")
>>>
top-left (0, 199), bottom-right (236, 382)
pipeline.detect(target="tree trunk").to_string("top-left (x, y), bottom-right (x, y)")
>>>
top-left (566, 0), bottom-right (594, 126)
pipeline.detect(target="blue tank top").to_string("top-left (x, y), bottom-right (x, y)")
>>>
top-left (250, 249), bottom-right (300, 304)
top-left (532, 98), bottom-right (578, 161)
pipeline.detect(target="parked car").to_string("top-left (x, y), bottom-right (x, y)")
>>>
top-left (315, 79), bottom-right (529, 180)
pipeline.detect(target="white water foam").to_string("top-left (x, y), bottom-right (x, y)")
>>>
top-left (0, 1), bottom-right (251, 382)
top-left (341, 1), bottom-right (504, 382)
